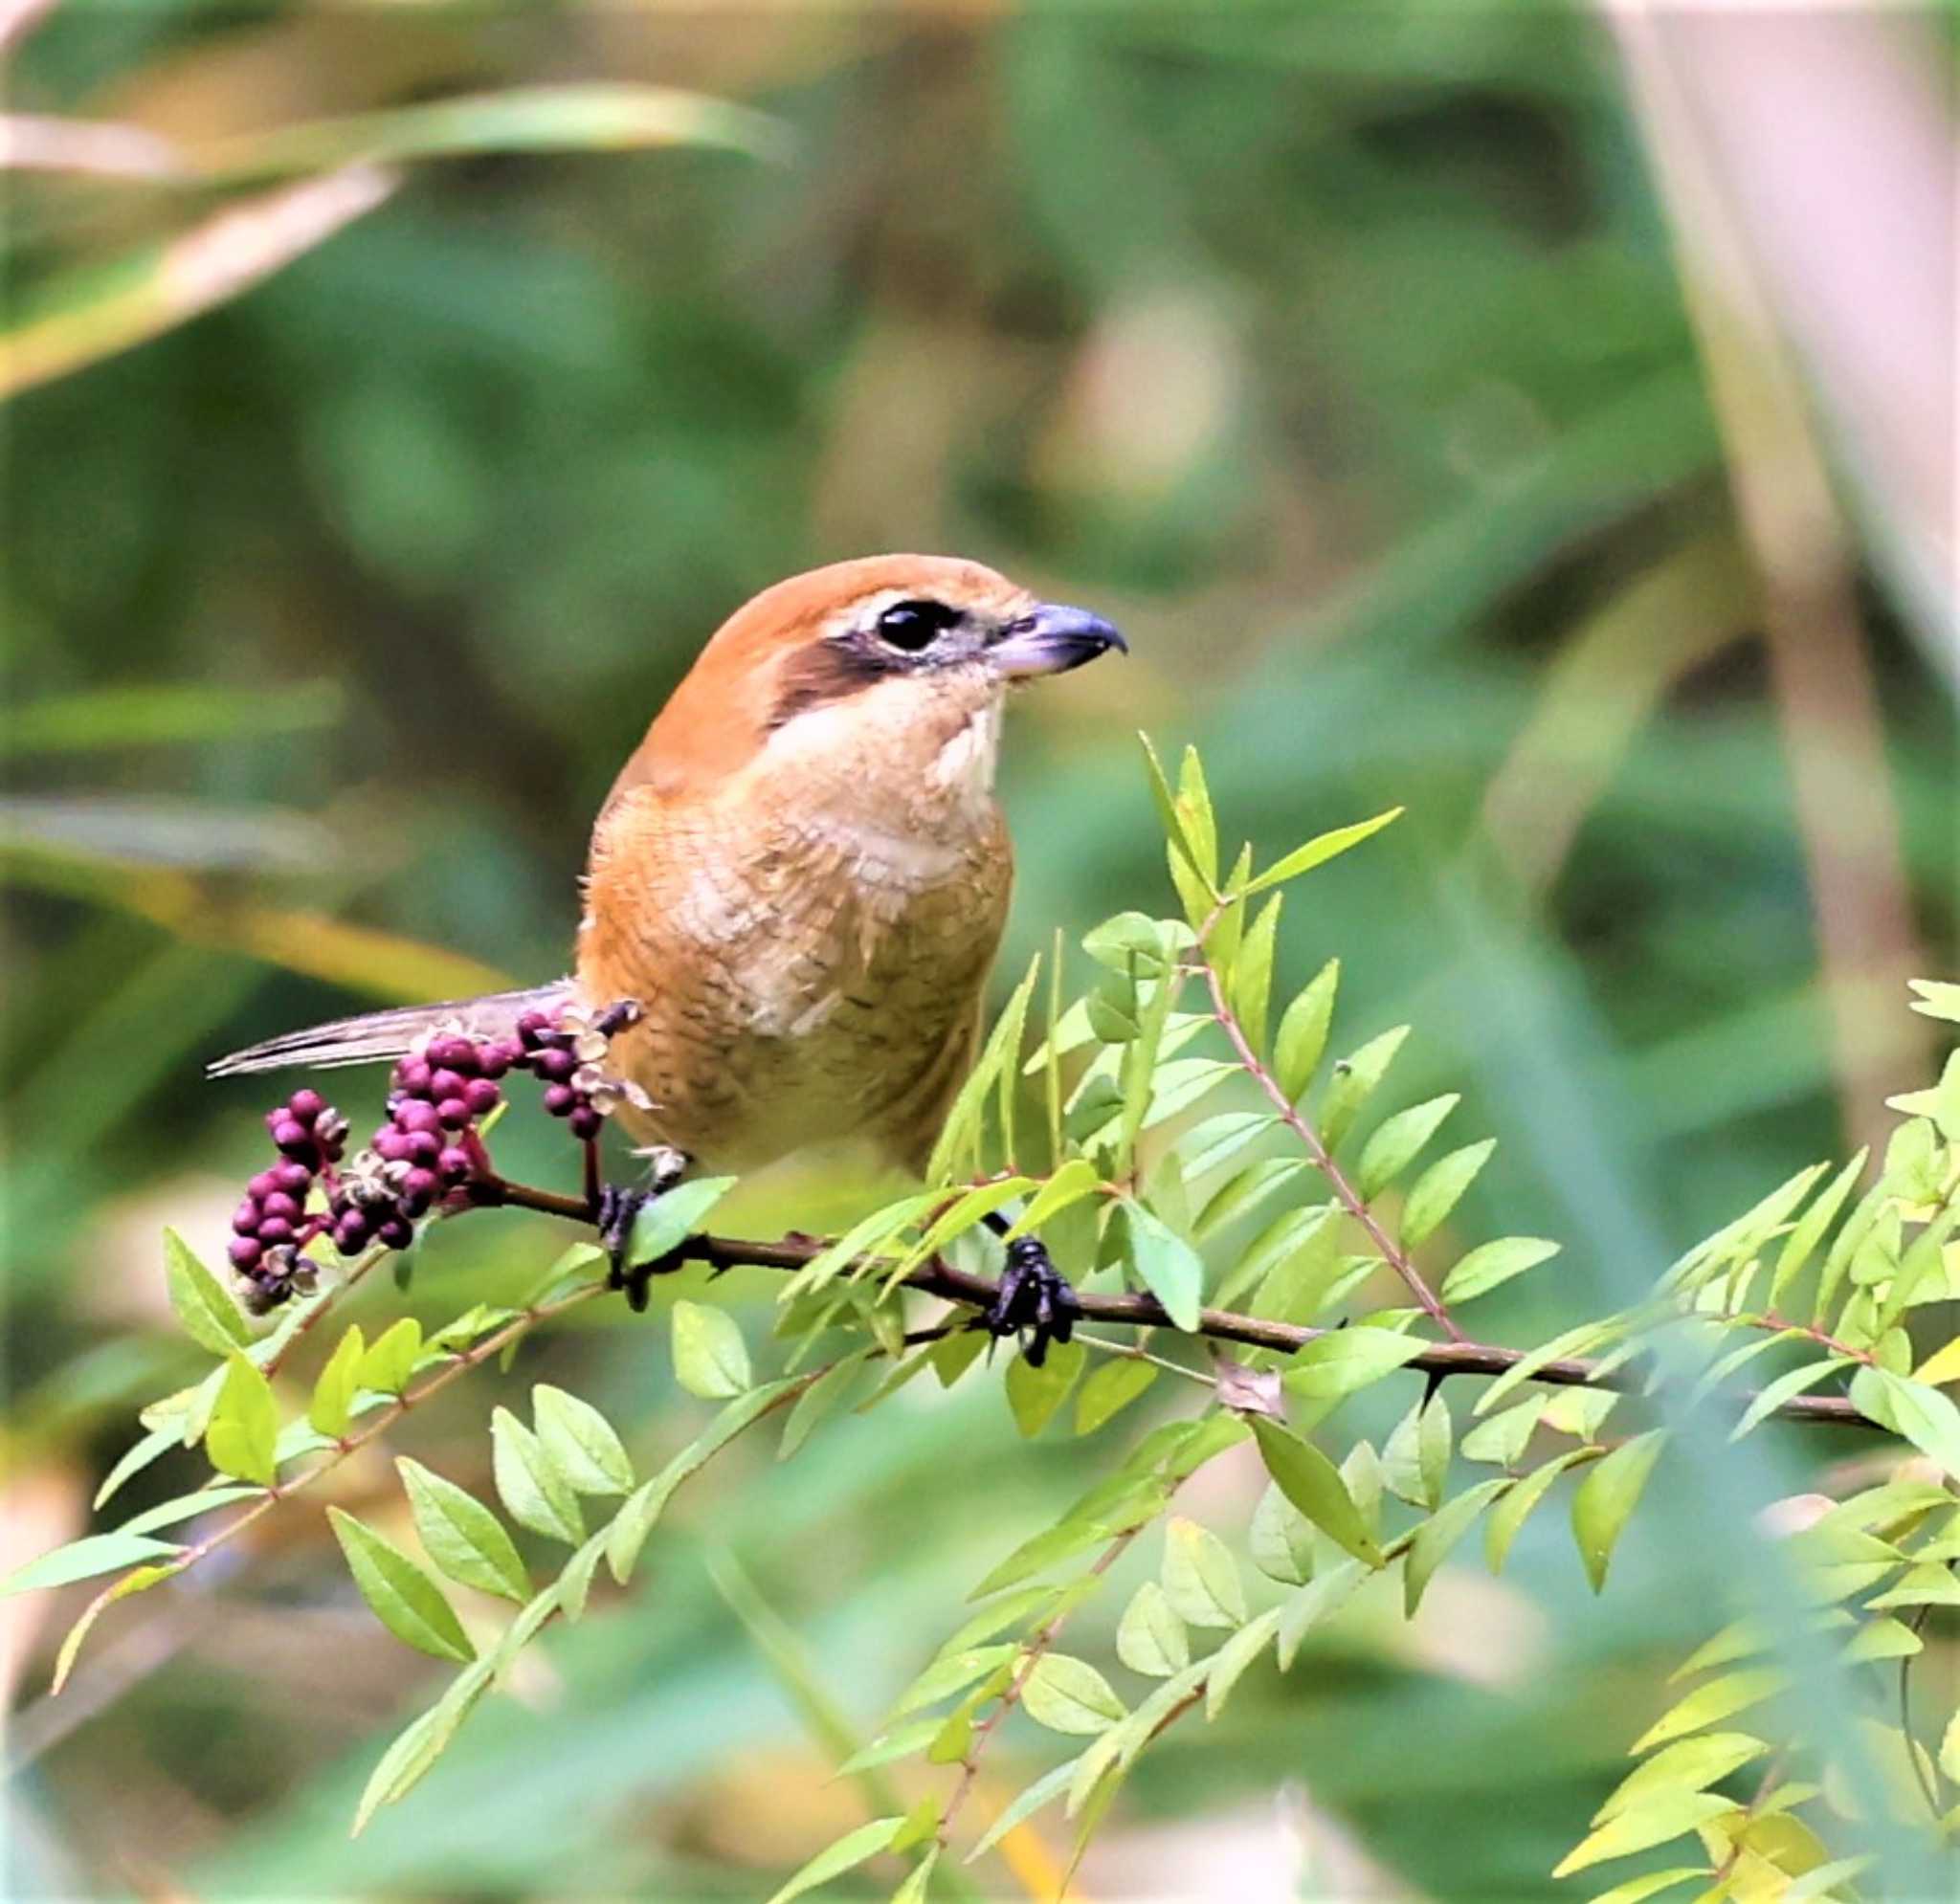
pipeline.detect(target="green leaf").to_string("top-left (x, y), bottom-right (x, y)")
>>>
top-left (1400, 1140), bottom-right (1497, 1249)
top-left (1551, 1793), bottom-right (1741, 1880)
top-left (1356, 1095), bottom-right (1459, 1202)
top-left (206, 1351), bottom-right (278, 1486)
top-left (93, 1426), bottom-right (181, 1511)
top-left (1115, 1581), bottom-right (1190, 1676)
top-left (1204, 1606), bottom-right (1282, 1719)
top-left (1319, 1026), bottom-right (1411, 1150)
top-left (1120, 1201), bottom-right (1205, 1332)
top-left (779, 1348), bottom-right (873, 1460)
top-left (764, 1817), bottom-right (905, 1904)
top-left (1729, 1356), bottom-right (1853, 1440)
top-left (1005, 1341), bottom-right (1086, 1437)
top-left (1248, 1479), bottom-right (1316, 1585)
top-left (1021, 1653), bottom-right (1126, 1735)
top-left (50, 1561), bottom-right (183, 1692)
top-left (1005, 1160), bottom-right (1104, 1240)
top-left (1595, 1734), bottom-right (1769, 1826)
top-left (1570, 1430), bottom-right (1665, 1592)
top-left (927, 958), bottom-right (1040, 1184)
top-left (355, 1317), bottom-right (422, 1397)
top-left (1277, 1557), bottom-right (1370, 1670)
top-left (1579, 1870), bottom-right (1716, 1904)
top-left (964, 1754), bottom-right (1085, 1866)
top-left (1404, 1479), bottom-right (1507, 1614)
top-left (1485, 1452), bottom-right (1586, 1574)
top-left (1442, 1235), bottom-right (1561, 1304)
top-left (533, 1384), bottom-right (635, 1494)
top-left (1250, 1418), bottom-right (1381, 1565)
top-left (1074, 1359), bottom-right (1158, 1436)
top-left (307, 1325), bottom-right (366, 1438)
top-left (1228, 895), bottom-right (1283, 1052)
top-left (1172, 743), bottom-right (1220, 886)
top-left (327, 1507), bottom-right (475, 1664)
top-left (1160, 1515), bottom-right (1247, 1627)
top-left (626, 1176), bottom-right (737, 1269)
top-left (1631, 1668), bottom-right (1788, 1754)
top-left (889, 1645), bottom-right (1016, 1720)
top-left (118, 1486), bottom-right (260, 1538)
top-left (489, 1406), bottom-right (583, 1544)
top-left (671, 1299), bottom-right (753, 1400)
top-left (162, 1229), bottom-right (252, 1353)
top-left (1768, 1150), bottom-right (1868, 1306)
top-left (968, 1519), bottom-right (1110, 1601)
top-left (1848, 1366), bottom-right (1960, 1480)
top-left (1137, 733), bottom-right (1215, 913)
top-left (1240, 807), bottom-right (1403, 897)
top-left (606, 1381), bottom-right (794, 1583)
top-left (1273, 959), bottom-right (1340, 1100)
top-left (396, 1458), bottom-right (529, 1605)
top-left (1283, 1327), bottom-right (1425, 1399)
top-left (0, 1531), bottom-right (184, 1599)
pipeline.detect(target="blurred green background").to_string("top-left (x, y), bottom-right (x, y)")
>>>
top-left (4, 4), bottom-right (1954, 1899)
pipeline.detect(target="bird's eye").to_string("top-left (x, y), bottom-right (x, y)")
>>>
top-left (875, 599), bottom-right (962, 653)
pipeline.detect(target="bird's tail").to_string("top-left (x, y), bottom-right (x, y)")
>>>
top-left (206, 981), bottom-right (575, 1079)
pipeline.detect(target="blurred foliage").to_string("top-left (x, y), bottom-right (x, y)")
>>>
top-left (3, 3), bottom-right (1954, 1900)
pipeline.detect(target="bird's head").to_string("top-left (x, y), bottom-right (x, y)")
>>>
top-left (619, 555), bottom-right (1125, 809)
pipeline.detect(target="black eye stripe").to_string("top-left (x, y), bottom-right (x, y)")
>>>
top-left (876, 599), bottom-right (964, 652)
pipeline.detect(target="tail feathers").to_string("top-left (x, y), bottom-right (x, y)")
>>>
top-left (206, 981), bottom-right (575, 1079)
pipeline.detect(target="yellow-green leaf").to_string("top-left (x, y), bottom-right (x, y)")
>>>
top-left (396, 1458), bottom-right (529, 1605)
top-left (1240, 808), bottom-right (1403, 897)
top-left (1251, 1418), bottom-right (1381, 1565)
top-left (533, 1384), bottom-right (635, 1494)
top-left (489, 1406), bottom-right (583, 1545)
top-left (1571, 1429), bottom-right (1665, 1592)
top-left (327, 1507), bottom-right (474, 1664)
top-left (163, 1228), bottom-right (251, 1354)
top-left (308, 1324), bottom-right (366, 1438)
top-left (1161, 1516), bottom-right (1247, 1627)
top-left (671, 1299), bottom-right (752, 1400)
top-left (206, 1351), bottom-right (278, 1486)
top-left (1021, 1653), bottom-right (1125, 1735)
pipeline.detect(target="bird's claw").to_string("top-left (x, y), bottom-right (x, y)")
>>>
top-left (984, 1235), bottom-right (1080, 1368)
top-left (597, 1148), bottom-right (691, 1311)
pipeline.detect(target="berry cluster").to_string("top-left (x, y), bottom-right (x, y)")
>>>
top-left (229, 1089), bottom-right (348, 1313)
top-left (222, 1000), bottom-right (648, 1313)
top-left (324, 1032), bottom-right (513, 1260)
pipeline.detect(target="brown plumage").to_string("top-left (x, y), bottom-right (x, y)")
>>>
top-left (212, 555), bottom-right (1125, 1184)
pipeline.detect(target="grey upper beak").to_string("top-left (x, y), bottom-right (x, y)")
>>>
top-left (991, 603), bottom-right (1129, 679)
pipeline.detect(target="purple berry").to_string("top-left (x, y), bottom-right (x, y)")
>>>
top-left (275, 1161), bottom-right (313, 1195)
top-left (261, 1191), bottom-right (301, 1225)
top-left (396, 1101), bottom-right (440, 1135)
top-left (537, 1047), bottom-right (576, 1083)
top-left (435, 1096), bottom-right (469, 1129)
top-left (396, 1058), bottom-right (433, 1096)
top-left (272, 1119), bottom-right (312, 1155)
top-left (287, 1088), bottom-right (324, 1124)
top-left (431, 1036), bottom-right (479, 1073)
top-left (479, 1042), bottom-right (515, 1078)
top-left (377, 1217), bottom-right (414, 1251)
top-left (543, 1082), bottom-right (576, 1116)
top-left (256, 1216), bottom-right (293, 1246)
top-left (374, 1127), bottom-right (412, 1163)
top-left (436, 1146), bottom-right (472, 1182)
top-left (463, 1077), bottom-right (500, 1116)
top-left (429, 1068), bottom-right (465, 1101)
top-left (335, 1213), bottom-right (370, 1252)
top-left (406, 1130), bottom-right (441, 1163)
top-left (229, 1236), bottom-right (263, 1270)
top-left (249, 1169), bottom-right (280, 1200)
top-left (516, 1011), bottom-right (549, 1048)
top-left (232, 1202), bottom-right (261, 1236)
top-left (568, 1106), bottom-right (603, 1140)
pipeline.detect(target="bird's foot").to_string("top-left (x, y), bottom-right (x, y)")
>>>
top-left (983, 1235), bottom-right (1080, 1369)
top-left (597, 1146), bottom-right (690, 1312)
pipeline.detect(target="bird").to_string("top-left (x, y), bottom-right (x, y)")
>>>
top-left (210, 553), bottom-right (1126, 1357)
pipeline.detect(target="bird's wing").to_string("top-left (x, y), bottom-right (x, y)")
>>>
top-left (205, 981), bottom-right (575, 1078)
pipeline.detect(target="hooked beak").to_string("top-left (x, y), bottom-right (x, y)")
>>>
top-left (991, 603), bottom-right (1128, 680)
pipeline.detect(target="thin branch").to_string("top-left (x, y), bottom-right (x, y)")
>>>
top-left (1190, 937), bottom-right (1467, 1342)
top-left (939, 1524), bottom-right (1146, 1854)
top-left (476, 1171), bottom-right (1882, 1430)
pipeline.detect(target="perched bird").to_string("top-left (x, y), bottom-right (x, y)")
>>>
top-left (211, 554), bottom-right (1126, 1354)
